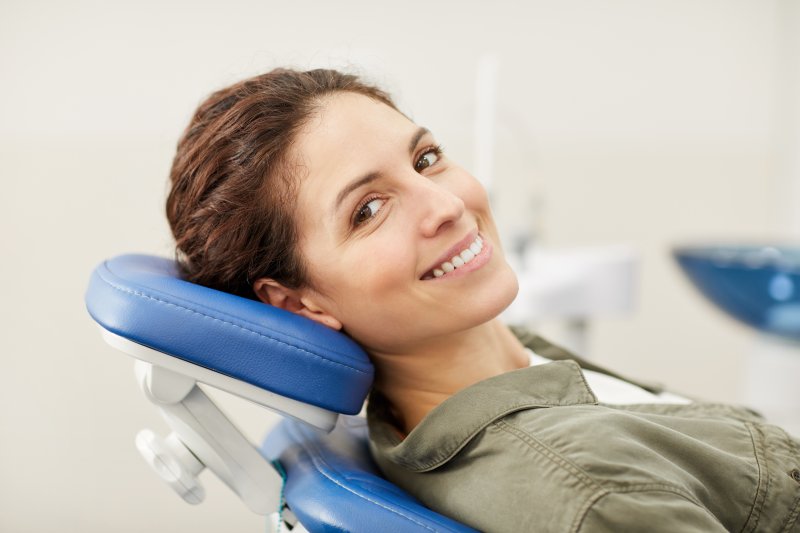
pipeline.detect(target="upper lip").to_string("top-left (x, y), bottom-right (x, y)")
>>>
top-left (420, 228), bottom-right (480, 278)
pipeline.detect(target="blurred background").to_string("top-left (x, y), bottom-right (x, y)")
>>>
top-left (2, 0), bottom-right (799, 531)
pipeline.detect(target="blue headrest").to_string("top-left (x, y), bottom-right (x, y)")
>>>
top-left (85, 254), bottom-right (374, 414)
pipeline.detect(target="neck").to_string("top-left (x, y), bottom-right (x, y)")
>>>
top-left (369, 320), bottom-right (529, 435)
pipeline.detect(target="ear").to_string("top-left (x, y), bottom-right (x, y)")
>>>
top-left (252, 278), bottom-right (343, 331)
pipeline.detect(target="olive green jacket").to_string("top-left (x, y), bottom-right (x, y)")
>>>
top-left (367, 331), bottom-right (800, 532)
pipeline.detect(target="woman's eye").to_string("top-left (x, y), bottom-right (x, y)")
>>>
top-left (415, 147), bottom-right (442, 172)
top-left (353, 197), bottom-right (385, 226)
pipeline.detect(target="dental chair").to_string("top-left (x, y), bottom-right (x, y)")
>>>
top-left (85, 254), bottom-right (477, 533)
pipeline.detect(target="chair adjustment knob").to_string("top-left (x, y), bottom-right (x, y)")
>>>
top-left (136, 429), bottom-right (206, 504)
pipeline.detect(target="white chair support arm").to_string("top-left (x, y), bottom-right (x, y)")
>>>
top-left (135, 360), bottom-right (283, 515)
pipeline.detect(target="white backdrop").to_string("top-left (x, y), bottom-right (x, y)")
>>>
top-left (2, 1), bottom-right (798, 531)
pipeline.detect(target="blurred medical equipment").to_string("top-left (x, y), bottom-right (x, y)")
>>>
top-left (473, 54), bottom-right (638, 357)
top-left (503, 245), bottom-right (638, 357)
top-left (86, 254), bottom-right (478, 532)
top-left (674, 245), bottom-right (800, 437)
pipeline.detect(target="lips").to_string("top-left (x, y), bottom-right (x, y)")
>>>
top-left (420, 229), bottom-right (483, 280)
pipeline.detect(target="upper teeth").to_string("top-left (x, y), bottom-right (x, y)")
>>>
top-left (432, 235), bottom-right (484, 278)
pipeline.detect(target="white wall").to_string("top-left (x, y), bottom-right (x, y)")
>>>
top-left (2, 1), bottom-right (797, 531)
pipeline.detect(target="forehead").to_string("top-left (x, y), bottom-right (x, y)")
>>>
top-left (292, 92), bottom-right (413, 181)
top-left (291, 92), bottom-right (415, 220)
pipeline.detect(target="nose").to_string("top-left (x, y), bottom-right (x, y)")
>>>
top-left (413, 176), bottom-right (466, 238)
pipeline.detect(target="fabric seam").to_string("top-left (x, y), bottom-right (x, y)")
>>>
top-left (779, 492), bottom-right (800, 532)
top-left (494, 419), bottom-right (601, 492)
top-left (741, 422), bottom-right (766, 533)
top-left (391, 400), bottom-right (587, 472)
top-left (571, 486), bottom-right (720, 533)
top-left (96, 268), bottom-right (369, 375)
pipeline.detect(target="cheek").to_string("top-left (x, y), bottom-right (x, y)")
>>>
top-left (458, 174), bottom-right (494, 220)
top-left (446, 168), bottom-right (488, 205)
top-left (304, 230), bottom-right (417, 312)
top-left (359, 231), bottom-right (418, 297)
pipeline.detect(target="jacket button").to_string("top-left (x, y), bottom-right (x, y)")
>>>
top-left (791, 469), bottom-right (800, 484)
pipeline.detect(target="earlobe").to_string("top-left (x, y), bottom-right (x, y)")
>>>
top-left (252, 278), bottom-right (343, 331)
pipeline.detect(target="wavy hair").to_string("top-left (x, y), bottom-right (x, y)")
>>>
top-left (166, 68), bottom-right (396, 299)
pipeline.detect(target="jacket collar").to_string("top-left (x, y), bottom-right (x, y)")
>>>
top-left (367, 359), bottom-right (598, 472)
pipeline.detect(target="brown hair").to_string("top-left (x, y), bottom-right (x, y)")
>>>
top-left (166, 68), bottom-right (396, 299)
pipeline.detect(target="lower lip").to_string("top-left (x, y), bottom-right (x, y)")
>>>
top-left (424, 235), bottom-right (493, 282)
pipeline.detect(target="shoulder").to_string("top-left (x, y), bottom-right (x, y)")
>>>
top-left (380, 413), bottom-right (604, 532)
top-left (371, 396), bottom-right (769, 532)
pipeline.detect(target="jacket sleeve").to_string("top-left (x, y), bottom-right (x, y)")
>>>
top-left (575, 490), bottom-right (728, 532)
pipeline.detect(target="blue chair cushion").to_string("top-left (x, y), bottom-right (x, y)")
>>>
top-left (85, 254), bottom-right (374, 414)
top-left (262, 416), bottom-right (478, 533)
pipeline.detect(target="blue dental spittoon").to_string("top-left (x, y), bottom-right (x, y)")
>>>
top-left (673, 245), bottom-right (800, 341)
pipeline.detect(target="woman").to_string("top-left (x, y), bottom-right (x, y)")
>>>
top-left (167, 68), bottom-right (800, 532)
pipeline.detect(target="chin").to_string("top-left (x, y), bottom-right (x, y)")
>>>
top-left (492, 266), bottom-right (520, 315)
top-left (468, 266), bottom-right (519, 327)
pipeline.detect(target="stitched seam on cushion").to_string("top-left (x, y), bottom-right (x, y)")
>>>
top-left (571, 487), bottom-right (720, 533)
top-left (300, 439), bottom-right (456, 533)
top-left (494, 419), bottom-right (601, 492)
top-left (97, 270), bottom-right (369, 375)
top-left (99, 263), bottom-right (368, 368)
top-left (741, 422), bottom-right (767, 533)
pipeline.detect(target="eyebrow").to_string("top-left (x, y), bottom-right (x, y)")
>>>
top-left (334, 126), bottom-right (431, 211)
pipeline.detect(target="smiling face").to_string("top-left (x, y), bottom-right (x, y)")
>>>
top-left (278, 92), bottom-right (519, 354)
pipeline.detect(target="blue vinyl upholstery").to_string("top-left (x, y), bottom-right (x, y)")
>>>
top-left (85, 254), bottom-right (374, 414)
top-left (262, 416), bottom-right (478, 533)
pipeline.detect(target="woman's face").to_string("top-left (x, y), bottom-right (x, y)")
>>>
top-left (288, 92), bottom-right (519, 354)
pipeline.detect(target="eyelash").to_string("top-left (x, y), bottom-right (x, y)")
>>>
top-left (414, 144), bottom-right (444, 171)
top-left (350, 144), bottom-right (445, 228)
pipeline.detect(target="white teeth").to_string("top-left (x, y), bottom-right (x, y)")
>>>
top-left (425, 235), bottom-right (485, 279)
